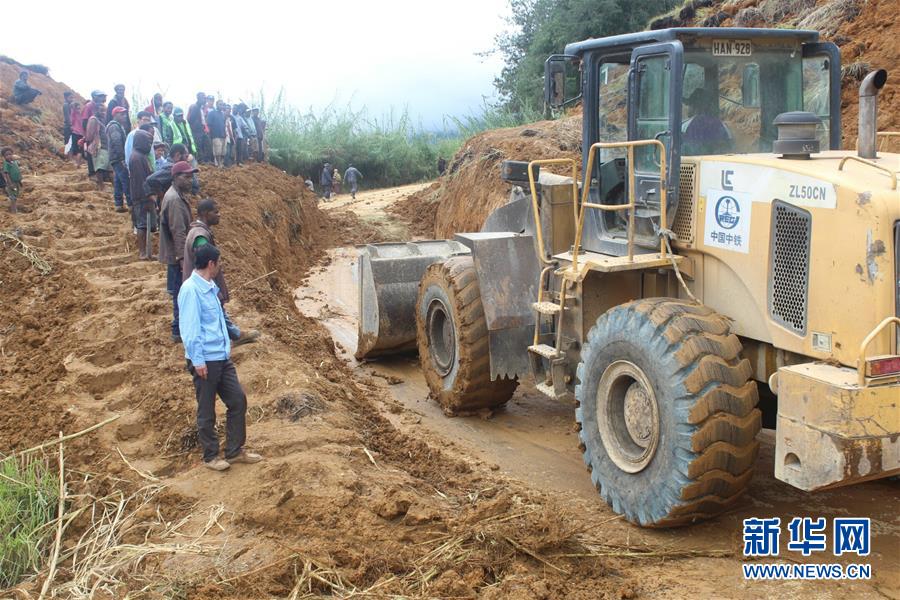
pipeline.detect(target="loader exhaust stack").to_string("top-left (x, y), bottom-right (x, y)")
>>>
top-left (858, 69), bottom-right (887, 159)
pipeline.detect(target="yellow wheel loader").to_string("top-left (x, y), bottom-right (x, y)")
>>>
top-left (357, 27), bottom-right (900, 527)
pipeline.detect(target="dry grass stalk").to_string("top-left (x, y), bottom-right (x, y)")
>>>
top-left (798, 0), bottom-right (860, 36)
top-left (0, 232), bottom-right (52, 275)
top-left (37, 434), bottom-right (65, 600)
top-left (362, 447), bottom-right (379, 468)
top-left (49, 484), bottom-right (214, 597)
top-left (115, 447), bottom-right (159, 482)
top-left (5, 415), bottom-right (120, 460)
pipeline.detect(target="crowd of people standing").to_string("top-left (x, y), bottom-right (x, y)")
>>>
top-left (58, 84), bottom-right (265, 470)
top-left (63, 86), bottom-right (267, 181)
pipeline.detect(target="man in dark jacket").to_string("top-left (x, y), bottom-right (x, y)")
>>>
top-left (12, 72), bottom-right (41, 105)
top-left (343, 164), bottom-right (363, 199)
top-left (187, 92), bottom-right (210, 163)
top-left (106, 106), bottom-right (131, 213)
top-left (320, 162), bottom-right (333, 200)
top-left (144, 144), bottom-right (191, 200)
top-left (159, 161), bottom-right (198, 342)
top-left (184, 198), bottom-right (259, 345)
top-left (106, 84), bottom-right (131, 132)
top-left (206, 102), bottom-right (227, 167)
top-left (128, 129), bottom-right (155, 259)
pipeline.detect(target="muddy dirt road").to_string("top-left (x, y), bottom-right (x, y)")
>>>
top-left (296, 186), bottom-right (900, 599)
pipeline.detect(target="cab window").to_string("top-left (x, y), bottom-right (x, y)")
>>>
top-left (597, 61), bottom-right (629, 163)
top-left (681, 46), bottom-right (803, 156)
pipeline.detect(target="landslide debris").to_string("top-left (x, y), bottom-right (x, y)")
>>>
top-left (0, 58), bottom-right (80, 169)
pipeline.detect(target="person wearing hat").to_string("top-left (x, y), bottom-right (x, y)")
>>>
top-left (106, 84), bottom-right (131, 132)
top-left (129, 129), bottom-right (156, 259)
top-left (12, 71), bottom-right (41, 105)
top-left (106, 106), bottom-right (132, 213)
top-left (159, 101), bottom-right (182, 147)
top-left (160, 160), bottom-right (198, 340)
top-left (172, 107), bottom-right (197, 156)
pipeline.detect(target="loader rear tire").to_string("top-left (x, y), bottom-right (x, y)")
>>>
top-left (575, 298), bottom-right (760, 527)
top-left (416, 256), bottom-right (518, 415)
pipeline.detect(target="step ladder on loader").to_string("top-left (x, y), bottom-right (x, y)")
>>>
top-left (524, 140), bottom-right (684, 399)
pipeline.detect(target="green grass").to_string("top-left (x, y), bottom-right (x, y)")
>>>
top-left (0, 456), bottom-right (59, 588)
top-left (258, 90), bottom-right (543, 189)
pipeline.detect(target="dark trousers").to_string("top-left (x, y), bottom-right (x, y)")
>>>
top-left (167, 263), bottom-right (183, 336)
top-left (188, 359), bottom-right (247, 462)
top-left (224, 142), bottom-right (234, 167)
top-left (192, 126), bottom-right (210, 163)
top-left (112, 161), bottom-right (130, 208)
top-left (235, 139), bottom-right (244, 165)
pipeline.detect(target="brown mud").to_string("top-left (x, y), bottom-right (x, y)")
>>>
top-left (294, 192), bottom-right (900, 599)
top-left (1, 12), bottom-right (899, 591)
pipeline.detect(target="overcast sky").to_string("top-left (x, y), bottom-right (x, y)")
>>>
top-left (4, 0), bottom-right (511, 129)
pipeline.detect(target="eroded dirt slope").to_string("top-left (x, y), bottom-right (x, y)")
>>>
top-left (0, 58), bottom-right (80, 169)
top-left (0, 165), bottom-right (643, 598)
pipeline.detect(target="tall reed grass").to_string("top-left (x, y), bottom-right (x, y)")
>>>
top-left (259, 90), bottom-right (542, 188)
top-left (0, 455), bottom-right (59, 587)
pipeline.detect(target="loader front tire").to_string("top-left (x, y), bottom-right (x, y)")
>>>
top-left (575, 298), bottom-right (760, 527)
top-left (416, 256), bottom-right (518, 415)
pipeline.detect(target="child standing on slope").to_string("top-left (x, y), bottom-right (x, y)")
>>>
top-left (2, 149), bottom-right (23, 213)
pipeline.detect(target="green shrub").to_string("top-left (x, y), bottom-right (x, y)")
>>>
top-left (0, 456), bottom-right (59, 588)
top-left (259, 90), bottom-right (542, 189)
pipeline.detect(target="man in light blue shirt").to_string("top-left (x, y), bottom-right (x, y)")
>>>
top-left (178, 244), bottom-right (262, 471)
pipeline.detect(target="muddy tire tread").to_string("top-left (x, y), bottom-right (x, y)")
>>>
top-left (575, 298), bottom-right (760, 527)
top-left (416, 257), bottom-right (517, 415)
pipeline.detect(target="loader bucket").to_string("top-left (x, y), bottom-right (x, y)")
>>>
top-left (356, 241), bottom-right (470, 359)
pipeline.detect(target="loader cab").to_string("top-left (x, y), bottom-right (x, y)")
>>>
top-left (547, 28), bottom-right (840, 256)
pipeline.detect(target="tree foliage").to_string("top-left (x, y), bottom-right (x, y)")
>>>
top-left (491, 0), bottom-right (679, 112)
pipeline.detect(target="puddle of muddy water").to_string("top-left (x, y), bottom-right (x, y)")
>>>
top-left (293, 247), bottom-right (596, 499)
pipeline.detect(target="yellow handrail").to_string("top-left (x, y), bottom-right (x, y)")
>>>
top-left (527, 158), bottom-right (580, 265)
top-left (876, 131), bottom-right (900, 152)
top-left (838, 155), bottom-right (898, 190)
top-left (571, 140), bottom-right (668, 272)
top-left (857, 316), bottom-right (900, 387)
